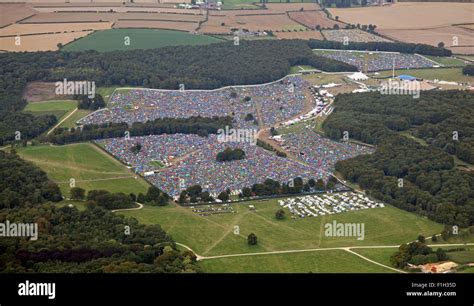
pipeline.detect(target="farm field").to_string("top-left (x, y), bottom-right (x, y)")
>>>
top-left (424, 56), bottom-right (467, 67)
top-left (17, 143), bottom-right (150, 195)
top-left (58, 109), bottom-right (92, 128)
top-left (23, 100), bottom-right (77, 120)
top-left (351, 248), bottom-right (397, 268)
top-left (0, 22), bottom-right (112, 36)
top-left (374, 67), bottom-right (474, 83)
top-left (199, 249), bottom-right (396, 273)
top-left (119, 199), bottom-right (443, 258)
top-left (0, 3), bottom-right (37, 28)
top-left (329, 3), bottom-right (473, 30)
top-left (329, 3), bottom-right (474, 54)
top-left (379, 27), bottom-right (474, 54)
top-left (288, 10), bottom-right (342, 29)
top-left (62, 29), bottom-right (224, 52)
top-left (447, 250), bottom-right (474, 265)
top-left (0, 31), bottom-right (92, 52)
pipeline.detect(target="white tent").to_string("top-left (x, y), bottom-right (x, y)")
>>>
top-left (347, 72), bottom-right (368, 81)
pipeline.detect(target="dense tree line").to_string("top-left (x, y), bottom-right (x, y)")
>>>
top-left (323, 91), bottom-right (474, 226)
top-left (137, 186), bottom-right (170, 206)
top-left (256, 139), bottom-right (287, 157)
top-left (324, 91), bottom-right (474, 163)
top-left (86, 190), bottom-right (135, 210)
top-left (46, 116), bottom-right (233, 144)
top-left (0, 151), bottom-right (62, 209)
top-left (390, 239), bottom-right (448, 269)
top-left (463, 64), bottom-right (474, 76)
top-left (0, 204), bottom-right (199, 273)
top-left (308, 39), bottom-right (452, 56)
top-left (74, 94), bottom-right (106, 110)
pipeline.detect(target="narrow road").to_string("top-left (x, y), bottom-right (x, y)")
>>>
top-left (47, 107), bottom-right (78, 135)
top-left (111, 202), bottom-right (144, 213)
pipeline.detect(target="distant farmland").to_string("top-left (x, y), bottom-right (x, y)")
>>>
top-left (62, 29), bottom-right (224, 52)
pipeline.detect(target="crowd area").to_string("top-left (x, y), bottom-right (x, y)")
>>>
top-left (313, 50), bottom-right (435, 72)
top-left (78, 76), bottom-right (310, 129)
top-left (98, 129), bottom-right (373, 197)
top-left (281, 129), bottom-right (375, 172)
top-left (322, 29), bottom-right (391, 43)
top-left (279, 192), bottom-right (384, 218)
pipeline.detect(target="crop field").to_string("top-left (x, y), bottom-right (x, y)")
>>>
top-left (288, 10), bottom-right (342, 29)
top-left (17, 143), bottom-right (151, 195)
top-left (199, 249), bottom-right (396, 273)
top-left (0, 31), bottom-right (92, 52)
top-left (0, 22), bottom-right (112, 36)
top-left (329, 3), bottom-right (474, 54)
top-left (63, 29), bottom-right (224, 52)
top-left (0, 3), bottom-right (37, 28)
top-left (329, 3), bottom-right (473, 30)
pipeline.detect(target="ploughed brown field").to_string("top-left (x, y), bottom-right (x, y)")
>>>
top-left (329, 2), bottom-right (474, 54)
top-left (0, 32), bottom-right (92, 51)
top-left (288, 10), bottom-right (343, 29)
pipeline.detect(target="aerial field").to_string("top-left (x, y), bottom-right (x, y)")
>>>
top-left (329, 3), bottom-right (474, 54)
top-left (62, 29), bottom-right (224, 52)
top-left (23, 100), bottom-right (77, 120)
top-left (0, 31), bottom-right (92, 52)
top-left (17, 143), bottom-right (150, 195)
top-left (374, 67), bottom-right (474, 83)
top-left (0, 22), bottom-right (112, 36)
top-left (199, 249), bottom-right (396, 273)
top-left (0, 3), bottom-right (37, 28)
top-left (288, 10), bottom-right (343, 29)
top-left (329, 3), bottom-right (474, 30)
top-left (119, 199), bottom-right (443, 258)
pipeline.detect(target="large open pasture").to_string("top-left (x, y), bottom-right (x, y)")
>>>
top-left (17, 143), bottom-right (150, 195)
top-left (23, 100), bottom-right (77, 120)
top-left (119, 198), bottom-right (443, 257)
top-left (62, 29), bottom-right (224, 52)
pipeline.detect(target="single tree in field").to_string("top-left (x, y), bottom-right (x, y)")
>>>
top-left (275, 209), bottom-right (285, 220)
top-left (248, 233), bottom-right (258, 245)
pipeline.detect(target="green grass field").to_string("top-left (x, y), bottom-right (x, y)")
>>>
top-left (119, 199), bottom-right (443, 258)
top-left (23, 100), bottom-right (77, 120)
top-left (17, 143), bottom-right (150, 195)
top-left (58, 109), bottom-right (92, 128)
top-left (424, 56), bottom-right (466, 67)
top-left (62, 29), bottom-right (224, 52)
top-left (351, 248), bottom-right (397, 267)
top-left (447, 250), bottom-right (474, 264)
top-left (375, 67), bottom-right (473, 83)
top-left (199, 249), bottom-right (395, 273)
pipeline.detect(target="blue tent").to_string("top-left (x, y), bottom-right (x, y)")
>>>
top-left (398, 75), bottom-right (417, 81)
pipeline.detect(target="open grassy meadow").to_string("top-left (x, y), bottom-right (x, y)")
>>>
top-left (119, 199), bottom-right (443, 257)
top-left (62, 29), bottom-right (224, 52)
top-left (375, 67), bottom-right (473, 83)
top-left (199, 249), bottom-right (396, 273)
top-left (17, 143), bottom-right (150, 195)
top-left (23, 100), bottom-right (77, 120)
